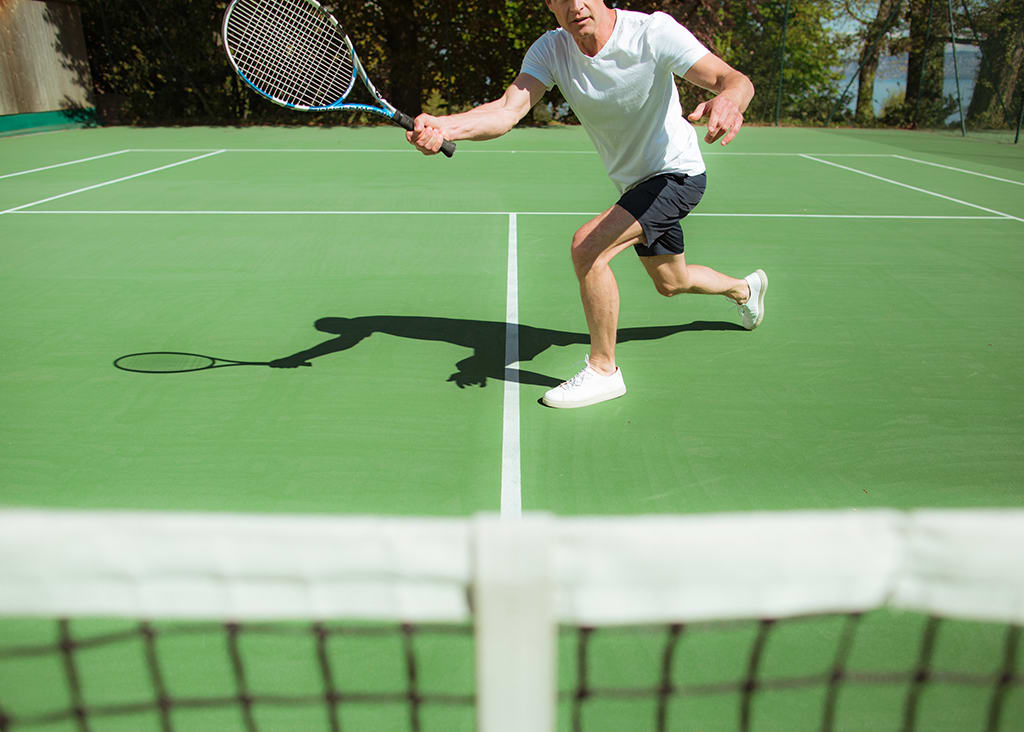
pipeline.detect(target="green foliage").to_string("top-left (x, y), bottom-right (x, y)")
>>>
top-left (75, 0), bottom-right (560, 125)
top-left (963, 0), bottom-right (1024, 129)
top-left (879, 90), bottom-right (958, 129)
top-left (68, 0), bottom-right (864, 129)
top-left (78, 0), bottom-right (297, 125)
top-left (718, 0), bottom-right (846, 124)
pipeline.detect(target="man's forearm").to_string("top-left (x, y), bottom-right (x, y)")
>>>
top-left (435, 100), bottom-right (524, 142)
top-left (408, 73), bottom-right (543, 153)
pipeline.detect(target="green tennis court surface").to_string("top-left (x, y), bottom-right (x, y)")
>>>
top-left (1, 126), bottom-right (1022, 731)
top-left (2, 125), bottom-right (1021, 517)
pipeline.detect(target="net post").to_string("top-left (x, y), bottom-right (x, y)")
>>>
top-left (472, 513), bottom-right (556, 732)
top-left (1016, 86), bottom-right (1023, 144)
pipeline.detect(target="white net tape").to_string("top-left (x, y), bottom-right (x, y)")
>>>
top-left (2, 508), bottom-right (1022, 624)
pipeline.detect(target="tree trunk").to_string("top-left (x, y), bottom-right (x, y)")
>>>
top-left (966, 5), bottom-right (1024, 128)
top-left (856, 0), bottom-right (901, 124)
top-left (904, 0), bottom-right (945, 125)
top-left (381, 5), bottom-right (423, 117)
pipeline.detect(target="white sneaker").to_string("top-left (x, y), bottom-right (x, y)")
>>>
top-left (738, 269), bottom-right (767, 330)
top-left (542, 356), bottom-right (626, 409)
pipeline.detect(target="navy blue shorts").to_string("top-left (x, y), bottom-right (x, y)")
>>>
top-left (616, 172), bottom-right (707, 256)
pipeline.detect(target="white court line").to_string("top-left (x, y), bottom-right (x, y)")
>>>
top-left (122, 148), bottom-right (899, 157)
top-left (690, 213), bottom-right (1008, 220)
top-left (10, 209), bottom-right (538, 216)
top-left (9, 209), bottom-right (1011, 220)
top-left (0, 151), bottom-right (226, 215)
top-left (893, 155), bottom-right (1024, 187)
top-left (124, 147), bottom-right (598, 155)
top-left (703, 152), bottom-right (898, 157)
top-left (800, 154), bottom-right (1024, 223)
top-left (0, 150), bottom-right (130, 180)
top-left (501, 213), bottom-right (522, 519)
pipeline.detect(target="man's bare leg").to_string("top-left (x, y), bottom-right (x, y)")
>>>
top-left (641, 252), bottom-right (768, 330)
top-left (569, 205), bottom-right (646, 376)
top-left (639, 253), bottom-right (749, 302)
top-left (570, 205), bottom-right (761, 371)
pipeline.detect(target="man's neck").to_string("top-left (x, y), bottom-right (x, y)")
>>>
top-left (574, 8), bottom-right (616, 57)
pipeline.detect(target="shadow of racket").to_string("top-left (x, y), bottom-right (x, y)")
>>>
top-left (114, 352), bottom-right (310, 374)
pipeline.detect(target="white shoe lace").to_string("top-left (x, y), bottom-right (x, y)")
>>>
top-left (561, 365), bottom-right (590, 389)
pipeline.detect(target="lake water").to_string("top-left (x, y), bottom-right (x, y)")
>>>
top-left (838, 44), bottom-right (982, 121)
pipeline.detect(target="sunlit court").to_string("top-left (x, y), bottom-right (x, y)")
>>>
top-left (1, 0), bottom-right (1022, 730)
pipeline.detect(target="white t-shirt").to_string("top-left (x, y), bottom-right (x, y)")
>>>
top-left (521, 10), bottom-right (710, 193)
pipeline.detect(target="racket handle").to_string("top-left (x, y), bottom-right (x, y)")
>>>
top-left (438, 139), bottom-right (457, 158)
top-left (393, 110), bottom-right (456, 158)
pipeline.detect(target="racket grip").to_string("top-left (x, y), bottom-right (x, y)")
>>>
top-left (393, 110), bottom-right (456, 158)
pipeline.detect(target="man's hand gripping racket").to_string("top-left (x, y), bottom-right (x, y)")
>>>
top-left (406, 114), bottom-right (453, 156)
top-left (222, 0), bottom-right (455, 157)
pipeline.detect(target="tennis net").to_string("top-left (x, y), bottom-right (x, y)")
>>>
top-left (1, 509), bottom-right (1021, 731)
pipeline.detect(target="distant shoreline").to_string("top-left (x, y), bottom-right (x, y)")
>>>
top-left (837, 45), bottom-right (981, 118)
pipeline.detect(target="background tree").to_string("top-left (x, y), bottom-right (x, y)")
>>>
top-left (842, 0), bottom-right (905, 124)
top-left (65, 0), bottom-right (961, 132)
top-left (964, 0), bottom-right (1024, 128)
top-left (718, 0), bottom-right (846, 124)
top-left (902, 0), bottom-right (947, 126)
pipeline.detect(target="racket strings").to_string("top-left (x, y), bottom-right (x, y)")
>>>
top-left (225, 0), bottom-right (355, 109)
top-left (265, 0), bottom-right (345, 105)
top-left (230, 0), bottom-right (350, 107)
top-left (231, 0), bottom-right (345, 105)
top-left (228, 1), bottom-right (293, 94)
top-left (288, 0), bottom-right (356, 106)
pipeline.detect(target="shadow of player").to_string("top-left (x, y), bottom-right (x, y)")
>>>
top-left (270, 316), bottom-right (743, 388)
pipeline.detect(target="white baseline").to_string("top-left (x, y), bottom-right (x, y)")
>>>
top-left (8, 210), bottom-right (1011, 220)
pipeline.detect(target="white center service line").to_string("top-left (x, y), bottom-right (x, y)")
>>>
top-left (0, 150), bottom-right (130, 180)
top-left (501, 213), bottom-right (522, 520)
top-left (800, 154), bottom-right (1024, 223)
top-left (0, 151), bottom-right (226, 215)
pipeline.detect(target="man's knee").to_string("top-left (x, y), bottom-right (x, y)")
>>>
top-left (649, 270), bottom-right (690, 297)
top-left (653, 280), bottom-right (677, 297)
top-left (571, 224), bottom-right (597, 253)
top-left (570, 227), bottom-right (602, 273)
top-left (569, 208), bottom-right (641, 277)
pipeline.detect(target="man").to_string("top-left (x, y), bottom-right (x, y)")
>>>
top-left (407, 0), bottom-right (766, 408)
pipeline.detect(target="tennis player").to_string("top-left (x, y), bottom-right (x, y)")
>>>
top-left (407, 0), bottom-right (765, 408)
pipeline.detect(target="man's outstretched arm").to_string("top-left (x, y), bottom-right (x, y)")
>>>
top-left (406, 73), bottom-right (548, 154)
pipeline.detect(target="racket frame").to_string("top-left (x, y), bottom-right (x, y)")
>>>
top-left (114, 352), bottom-right (269, 373)
top-left (222, 0), bottom-right (449, 154)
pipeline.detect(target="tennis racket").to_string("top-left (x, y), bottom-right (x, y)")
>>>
top-left (114, 352), bottom-right (311, 373)
top-left (222, 0), bottom-right (455, 157)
